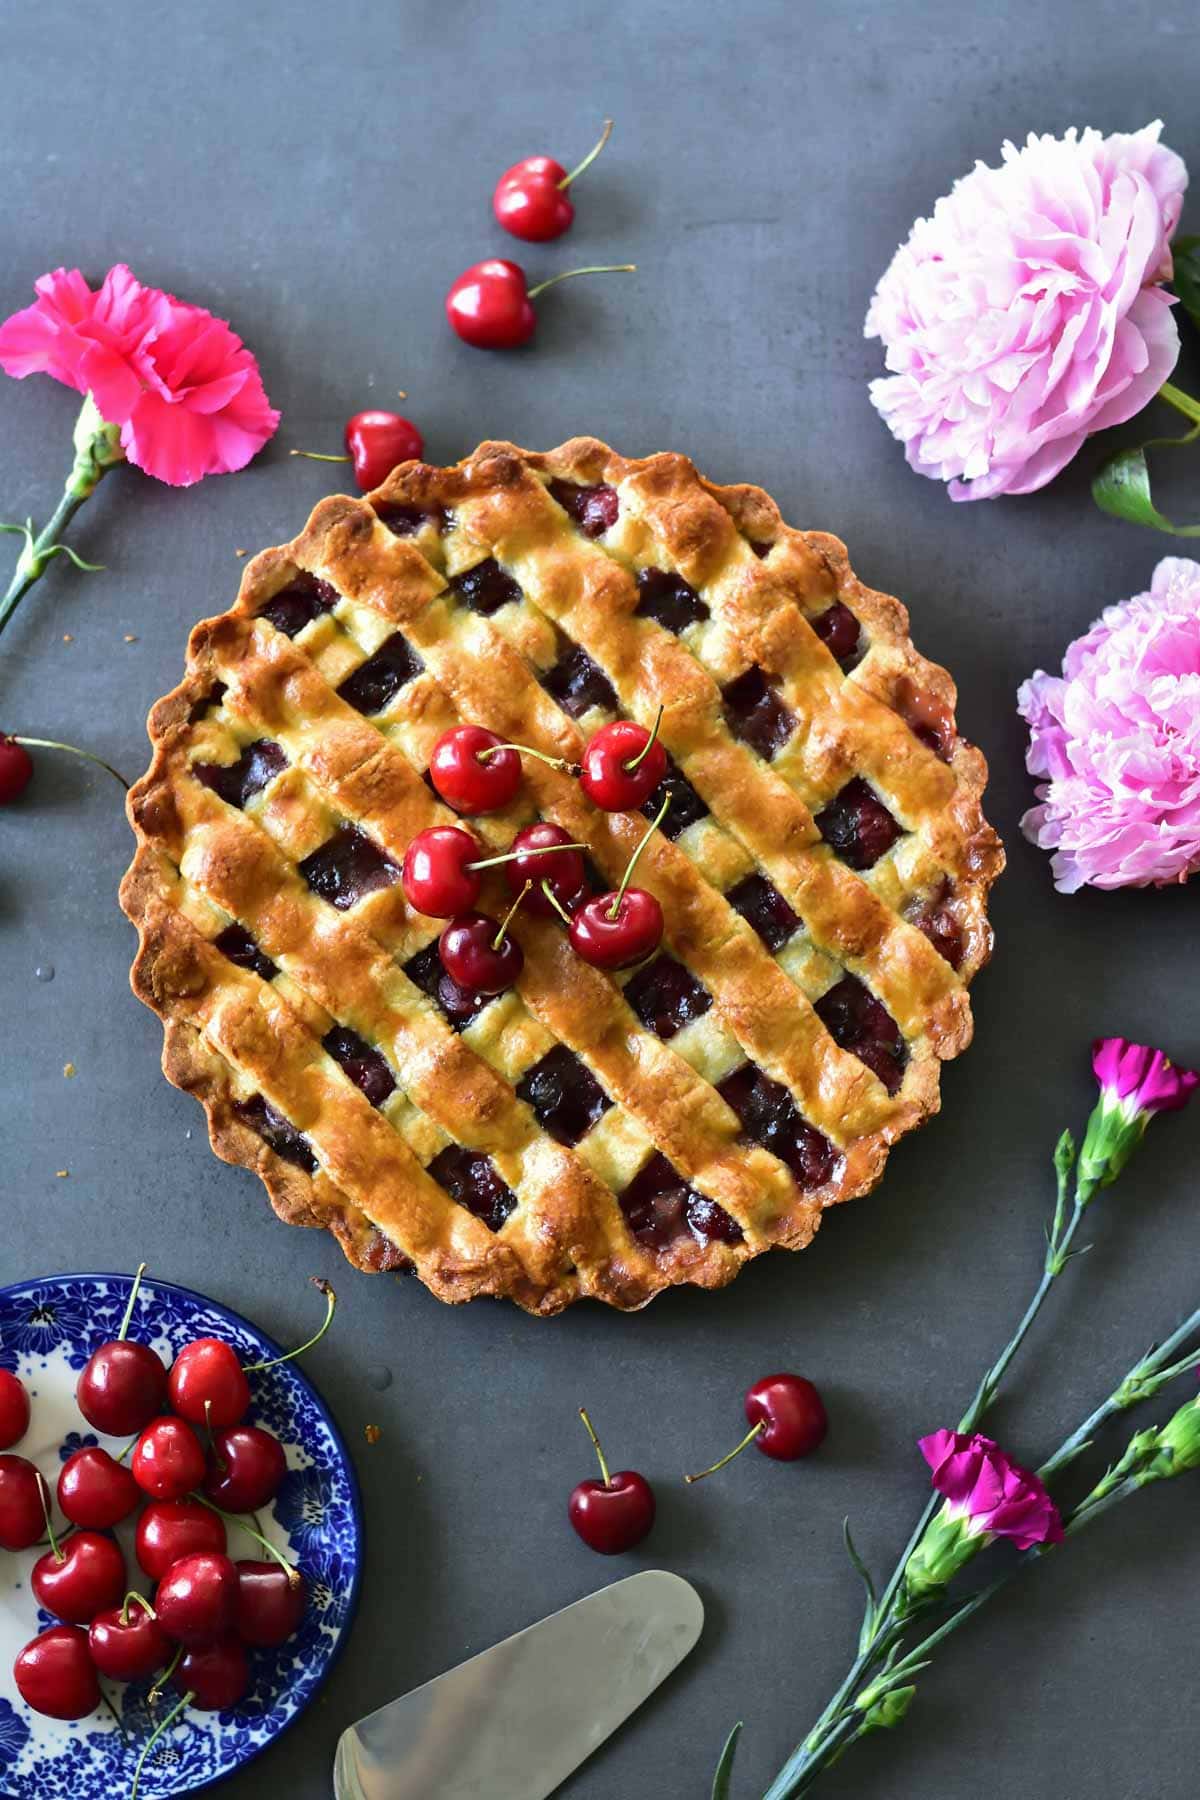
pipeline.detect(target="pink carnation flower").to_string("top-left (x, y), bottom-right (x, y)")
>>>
top-left (0, 265), bottom-right (278, 486)
top-left (1019, 557), bottom-right (1200, 891)
top-left (865, 122), bottom-right (1187, 500)
top-left (1092, 1036), bottom-right (1199, 1117)
top-left (918, 1430), bottom-right (1063, 1550)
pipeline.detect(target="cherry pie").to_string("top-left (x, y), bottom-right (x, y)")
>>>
top-left (121, 438), bottom-right (1003, 1314)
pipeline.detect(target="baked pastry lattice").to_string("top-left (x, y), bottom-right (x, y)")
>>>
top-left (121, 439), bottom-right (1003, 1314)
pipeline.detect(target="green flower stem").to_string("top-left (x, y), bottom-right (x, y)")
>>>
top-left (1159, 380), bottom-right (1200, 427)
top-left (1039, 1301), bottom-right (1200, 1479)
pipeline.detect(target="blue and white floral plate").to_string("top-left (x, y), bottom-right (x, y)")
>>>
top-left (0, 1272), bottom-right (362, 1799)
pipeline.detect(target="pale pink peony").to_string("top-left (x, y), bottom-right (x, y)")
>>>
top-left (865, 123), bottom-right (1187, 501)
top-left (1019, 557), bottom-right (1200, 891)
top-left (0, 265), bottom-right (278, 486)
top-left (918, 1430), bottom-right (1063, 1550)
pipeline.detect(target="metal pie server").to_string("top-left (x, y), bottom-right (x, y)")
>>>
top-left (332, 1569), bottom-right (703, 1799)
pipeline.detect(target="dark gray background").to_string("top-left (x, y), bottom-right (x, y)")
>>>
top-left (2, 2), bottom-right (1199, 1796)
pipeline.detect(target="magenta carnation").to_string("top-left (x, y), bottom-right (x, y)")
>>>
top-left (1019, 557), bottom-right (1200, 891)
top-left (1092, 1036), bottom-right (1200, 1117)
top-left (918, 1430), bottom-right (1063, 1550)
top-left (865, 122), bottom-right (1187, 501)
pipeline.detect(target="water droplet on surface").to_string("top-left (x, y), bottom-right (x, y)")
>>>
top-left (35, 964), bottom-right (55, 982)
top-left (366, 1364), bottom-right (392, 1391)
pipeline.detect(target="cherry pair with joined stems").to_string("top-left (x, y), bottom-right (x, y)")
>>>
top-left (429, 708), bottom-right (666, 819)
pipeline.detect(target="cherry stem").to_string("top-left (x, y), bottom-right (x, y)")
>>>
top-left (526, 265), bottom-right (636, 301)
top-left (289, 449), bottom-right (351, 464)
top-left (684, 1419), bottom-right (765, 1485)
top-left (243, 1276), bottom-right (336, 1374)
top-left (493, 880), bottom-right (531, 951)
top-left (36, 1470), bottom-right (62, 1562)
top-left (192, 1493), bottom-right (301, 1583)
top-left (131, 1689), bottom-right (194, 1800)
top-left (607, 791), bottom-right (670, 921)
top-left (14, 735), bottom-right (130, 791)
top-left (114, 1436), bottom-right (135, 1466)
top-left (148, 1642), bottom-right (183, 1705)
top-left (624, 705), bottom-right (664, 774)
top-left (477, 742), bottom-right (579, 776)
top-left (578, 1406), bottom-right (612, 1489)
top-left (120, 1589), bottom-right (157, 1628)
top-left (117, 1262), bottom-right (148, 1341)
top-left (540, 878), bottom-right (573, 925)
top-left (468, 841), bottom-right (586, 872)
top-left (101, 1688), bottom-right (129, 1741)
top-left (560, 118), bottom-right (614, 189)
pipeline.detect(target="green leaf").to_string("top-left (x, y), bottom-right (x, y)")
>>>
top-left (1172, 235), bottom-right (1200, 333)
top-left (1092, 421), bottom-right (1200, 536)
top-left (843, 1518), bottom-right (878, 1650)
top-left (711, 1721), bottom-right (743, 1800)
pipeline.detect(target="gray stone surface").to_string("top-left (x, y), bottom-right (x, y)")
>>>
top-left (2, 2), bottom-right (1199, 1795)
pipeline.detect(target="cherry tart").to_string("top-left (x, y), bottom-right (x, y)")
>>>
top-left (121, 438), bottom-right (1002, 1315)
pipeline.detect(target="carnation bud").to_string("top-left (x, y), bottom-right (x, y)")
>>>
top-left (854, 1683), bottom-right (917, 1733)
top-left (1147, 1396), bottom-right (1200, 1479)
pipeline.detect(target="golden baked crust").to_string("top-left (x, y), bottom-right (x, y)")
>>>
top-left (120, 438), bottom-right (1003, 1315)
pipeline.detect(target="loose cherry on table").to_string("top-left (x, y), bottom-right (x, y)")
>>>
top-left (580, 709), bottom-right (667, 812)
top-left (569, 793), bottom-right (669, 971)
top-left (429, 724), bottom-right (578, 816)
top-left (58, 1445), bottom-right (142, 1530)
top-left (154, 1550), bottom-right (239, 1646)
top-left (13, 1624), bottom-right (99, 1720)
top-left (439, 887), bottom-right (528, 999)
top-left (136, 1498), bottom-right (227, 1580)
top-left (403, 825), bottom-right (586, 918)
top-left (290, 408), bottom-right (425, 492)
top-left (235, 1560), bottom-right (307, 1647)
top-left (168, 1275), bottom-right (337, 1431)
top-left (504, 822), bottom-right (587, 918)
top-left (0, 732), bottom-right (128, 805)
top-left (32, 1527), bottom-right (127, 1626)
top-left (76, 1263), bottom-right (168, 1437)
top-left (0, 1454), bottom-right (49, 1552)
top-left (493, 118), bottom-right (614, 243)
top-left (132, 1415), bottom-right (207, 1502)
top-left (0, 1368), bottom-right (30, 1448)
top-left (88, 1593), bottom-right (172, 1682)
top-left (685, 1373), bottom-right (828, 1484)
top-left (203, 1424), bottom-right (287, 1513)
top-left (567, 1407), bottom-right (656, 1555)
top-left (446, 260), bottom-right (636, 350)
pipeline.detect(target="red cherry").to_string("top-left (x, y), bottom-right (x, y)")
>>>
top-left (570, 889), bottom-right (664, 971)
top-left (203, 1426), bottom-right (287, 1513)
top-left (429, 725), bottom-right (522, 816)
top-left (32, 1531), bottom-right (127, 1625)
top-left (77, 1339), bottom-right (167, 1437)
top-left (173, 1635), bottom-right (250, 1710)
top-left (155, 1551), bottom-right (239, 1645)
top-left (132, 1416), bottom-right (207, 1502)
top-left (13, 1625), bottom-right (99, 1720)
top-left (505, 822), bottom-right (586, 918)
top-left (439, 912), bottom-right (524, 997)
top-left (136, 1499), bottom-right (227, 1581)
top-left (493, 120), bottom-right (613, 244)
top-left (567, 1408), bottom-right (655, 1555)
top-left (344, 409), bottom-right (424, 491)
top-left (234, 1560), bottom-right (307, 1647)
top-left (58, 1446), bottom-right (141, 1529)
top-left (0, 734), bottom-right (34, 804)
top-left (685, 1373), bottom-right (828, 1484)
top-left (446, 260), bottom-right (635, 350)
top-left (0, 1369), bottom-right (30, 1448)
top-left (0, 1454), bottom-right (48, 1551)
top-left (168, 1338), bottom-right (252, 1431)
top-left (580, 716), bottom-right (667, 811)
top-left (402, 825), bottom-right (483, 917)
top-left (88, 1599), bottom-right (172, 1682)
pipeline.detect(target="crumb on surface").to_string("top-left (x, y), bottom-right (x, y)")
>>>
top-left (124, 634), bottom-right (137, 643)
top-left (235, 548), bottom-right (247, 557)
top-left (63, 1062), bottom-right (75, 1078)
top-left (55, 1169), bottom-right (68, 1178)
top-left (365, 1423), bottom-right (382, 1445)
top-left (62, 634), bottom-right (73, 643)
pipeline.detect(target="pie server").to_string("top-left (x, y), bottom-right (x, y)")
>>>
top-left (332, 1568), bottom-right (703, 1799)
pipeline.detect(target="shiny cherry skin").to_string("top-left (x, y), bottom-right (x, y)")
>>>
top-left (203, 1425), bottom-right (287, 1513)
top-left (132, 1415), bottom-right (207, 1502)
top-left (168, 1337), bottom-right (251, 1431)
top-left (344, 410), bottom-right (424, 491)
top-left (0, 735), bottom-right (34, 805)
top-left (746, 1373), bottom-right (828, 1461)
top-left (0, 1369), bottom-right (30, 1448)
top-left (568, 1471), bottom-right (656, 1555)
top-left (580, 720), bottom-right (667, 811)
top-left (402, 826), bottom-right (483, 917)
top-left (234, 1561), bottom-right (307, 1647)
top-left (88, 1603), bottom-right (172, 1681)
top-left (505, 822), bottom-right (585, 918)
top-left (493, 155), bottom-right (574, 242)
top-left (13, 1625), bottom-right (99, 1720)
top-left (58, 1446), bottom-right (141, 1530)
top-left (155, 1551), bottom-right (239, 1646)
top-left (446, 260), bottom-right (536, 350)
top-left (0, 1454), bottom-right (47, 1551)
top-left (32, 1531), bottom-right (126, 1625)
top-left (438, 913), bottom-right (524, 997)
top-left (429, 725), bottom-right (521, 816)
top-left (173, 1636), bottom-right (251, 1710)
top-left (570, 889), bottom-right (664, 971)
top-left (76, 1337), bottom-right (167, 1437)
top-left (136, 1499), bottom-right (227, 1581)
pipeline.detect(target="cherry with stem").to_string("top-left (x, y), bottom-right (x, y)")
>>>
top-left (290, 406), bottom-right (424, 492)
top-left (446, 260), bottom-right (636, 350)
top-left (493, 118), bottom-right (614, 243)
top-left (685, 1374), bottom-right (828, 1484)
top-left (568, 1407), bottom-right (655, 1555)
top-left (77, 1262), bottom-right (168, 1438)
top-left (569, 793), bottom-right (670, 971)
top-left (439, 880), bottom-right (531, 997)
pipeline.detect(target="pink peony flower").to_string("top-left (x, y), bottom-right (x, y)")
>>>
top-left (918, 1429), bottom-right (1063, 1550)
top-left (865, 122), bottom-right (1187, 501)
top-left (1019, 557), bottom-right (1200, 891)
top-left (0, 265), bottom-right (278, 486)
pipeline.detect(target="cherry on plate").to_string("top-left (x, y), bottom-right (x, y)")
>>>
top-left (168, 1337), bottom-right (252, 1431)
top-left (173, 1635), bottom-right (251, 1710)
top-left (132, 1415), bottom-right (207, 1502)
top-left (13, 1625), bottom-right (99, 1720)
top-left (155, 1550), bottom-right (239, 1645)
top-left (76, 1263), bottom-right (168, 1436)
top-left (580, 713), bottom-right (667, 812)
top-left (446, 260), bottom-right (635, 351)
top-left (88, 1596), bottom-right (172, 1682)
top-left (136, 1498), bottom-right (227, 1580)
top-left (203, 1425), bottom-right (287, 1513)
top-left (0, 1454), bottom-right (49, 1552)
top-left (234, 1560), bottom-right (307, 1647)
top-left (32, 1530), bottom-right (127, 1625)
top-left (686, 1373), bottom-right (828, 1483)
top-left (493, 119), bottom-right (613, 243)
top-left (58, 1445), bottom-right (141, 1529)
top-left (0, 1369), bottom-right (30, 1449)
top-left (567, 1407), bottom-right (655, 1555)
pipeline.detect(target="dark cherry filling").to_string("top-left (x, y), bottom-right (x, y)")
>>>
top-left (358, 1231), bottom-right (414, 1275)
top-left (811, 602), bottom-right (862, 669)
top-left (323, 1025), bottom-right (396, 1108)
top-left (548, 479), bottom-right (620, 538)
top-left (257, 573), bottom-right (339, 638)
top-left (749, 539), bottom-right (774, 559)
top-left (619, 1153), bottom-right (743, 1250)
top-left (194, 739), bottom-right (288, 809)
top-left (337, 632), bottom-right (424, 714)
top-left (213, 923), bottom-right (278, 983)
top-left (717, 1064), bottom-right (836, 1190)
top-left (374, 501), bottom-right (444, 537)
top-left (299, 825), bottom-right (401, 911)
top-left (188, 681), bottom-right (227, 723)
top-left (641, 757), bottom-right (709, 839)
top-left (624, 955), bottom-right (712, 1041)
top-left (635, 566), bottom-right (710, 633)
top-left (516, 1045), bottom-right (611, 1146)
top-left (449, 557), bottom-right (522, 616)
top-left (427, 1145), bottom-right (516, 1233)
top-left (815, 777), bottom-right (902, 871)
top-left (895, 680), bottom-right (955, 762)
top-left (404, 941), bottom-right (487, 1030)
top-left (233, 1095), bottom-right (317, 1173)
top-left (725, 872), bottom-right (800, 952)
top-left (722, 668), bottom-right (796, 759)
top-left (540, 642), bottom-right (617, 719)
top-left (906, 882), bottom-right (966, 970)
top-left (815, 974), bottom-right (907, 1094)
